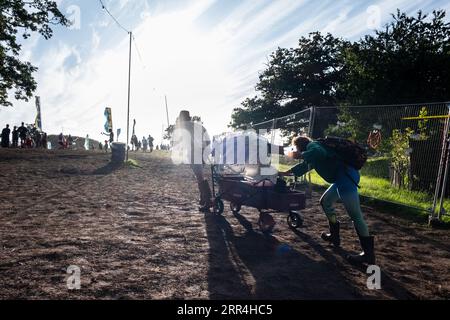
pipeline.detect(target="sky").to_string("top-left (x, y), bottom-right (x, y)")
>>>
top-left (1, 0), bottom-right (450, 144)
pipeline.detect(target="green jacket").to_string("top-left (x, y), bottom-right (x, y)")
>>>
top-left (291, 141), bottom-right (339, 183)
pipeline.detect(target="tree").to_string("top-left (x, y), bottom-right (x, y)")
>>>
top-left (230, 32), bottom-right (348, 135)
top-left (231, 10), bottom-right (450, 141)
top-left (390, 128), bottom-right (414, 188)
top-left (341, 10), bottom-right (450, 105)
top-left (329, 10), bottom-right (450, 144)
top-left (0, 0), bottom-right (69, 107)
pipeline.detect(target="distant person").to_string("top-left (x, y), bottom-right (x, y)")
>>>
top-left (148, 135), bottom-right (154, 153)
top-left (18, 122), bottom-right (28, 147)
top-left (102, 129), bottom-right (114, 145)
top-left (104, 140), bottom-right (109, 153)
top-left (67, 135), bottom-right (74, 149)
top-left (172, 110), bottom-right (212, 212)
top-left (41, 132), bottom-right (48, 149)
top-left (58, 133), bottom-right (67, 149)
top-left (1, 124), bottom-right (11, 148)
top-left (99, 142), bottom-right (103, 151)
top-left (84, 135), bottom-right (90, 150)
top-left (131, 134), bottom-right (138, 151)
top-left (142, 137), bottom-right (148, 152)
top-left (12, 126), bottom-right (19, 148)
top-left (35, 130), bottom-right (42, 148)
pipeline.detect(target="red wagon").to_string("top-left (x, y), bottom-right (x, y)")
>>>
top-left (211, 166), bottom-right (306, 233)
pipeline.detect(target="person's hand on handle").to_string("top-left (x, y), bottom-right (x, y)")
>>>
top-left (278, 170), bottom-right (293, 177)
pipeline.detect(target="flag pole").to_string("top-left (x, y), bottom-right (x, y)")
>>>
top-left (126, 31), bottom-right (132, 161)
top-left (165, 95), bottom-right (170, 128)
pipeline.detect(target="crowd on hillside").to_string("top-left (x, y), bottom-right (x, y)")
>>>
top-left (130, 134), bottom-right (155, 153)
top-left (1, 123), bottom-right (48, 149)
top-left (1, 123), bottom-right (164, 153)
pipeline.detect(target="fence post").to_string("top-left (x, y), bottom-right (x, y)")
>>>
top-left (430, 104), bottom-right (450, 223)
top-left (437, 103), bottom-right (450, 220)
top-left (308, 106), bottom-right (316, 138)
top-left (438, 136), bottom-right (450, 220)
top-left (306, 106), bottom-right (316, 199)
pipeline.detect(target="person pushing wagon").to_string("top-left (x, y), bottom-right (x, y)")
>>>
top-left (172, 110), bottom-right (213, 212)
top-left (279, 135), bottom-right (375, 265)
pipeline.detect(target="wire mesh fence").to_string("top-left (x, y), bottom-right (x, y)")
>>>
top-left (246, 102), bottom-right (450, 221)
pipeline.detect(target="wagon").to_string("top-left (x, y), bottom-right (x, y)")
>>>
top-left (210, 165), bottom-right (306, 233)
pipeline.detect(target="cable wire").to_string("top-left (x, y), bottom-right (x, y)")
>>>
top-left (98, 0), bottom-right (147, 69)
top-left (133, 35), bottom-right (146, 69)
top-left (99, 0), bottom-right (130, 34)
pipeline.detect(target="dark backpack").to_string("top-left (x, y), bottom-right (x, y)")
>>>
top-left (316, 136), bottom-right (367, 170)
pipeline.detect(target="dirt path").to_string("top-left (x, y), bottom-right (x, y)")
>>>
top-left (0, 149), bottom-right (449, 299)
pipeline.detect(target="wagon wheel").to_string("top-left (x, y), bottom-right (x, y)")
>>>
top-left (213, 198), bottom-right (224, 215)
top-left (287, 211), bottom-right (303, 229)
top-left (230, 202), bottom-right (242, 214)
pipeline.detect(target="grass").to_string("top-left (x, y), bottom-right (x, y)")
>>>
top-left (125, 159), bottom-right (141, 168)
top-left (276, 163), bottom-right (450, 224)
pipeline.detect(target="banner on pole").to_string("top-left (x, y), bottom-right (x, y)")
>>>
top-left (132, 119), bottom-right (136, 136)
top-left (117, 128), bottom-right (121, 141)
top-left (104, 107), bottom-right (113, 132)
top-left (35, 96), bottom-right (42, 131)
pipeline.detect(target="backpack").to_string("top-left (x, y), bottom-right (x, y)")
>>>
top-left (316, 136), bottom-right (367, 170)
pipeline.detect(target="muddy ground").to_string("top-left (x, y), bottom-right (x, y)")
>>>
top-left (0, 149), bottom-right (449, 300)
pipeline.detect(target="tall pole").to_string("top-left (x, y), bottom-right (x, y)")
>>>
top-left (126, 31), bottom-right (132, 161)
top-left (431, 104), bottom-right (450, 222)
top-left (438, 137), bottom-right (450, 220)
top-left (165, 95), bottom-right (170, 128)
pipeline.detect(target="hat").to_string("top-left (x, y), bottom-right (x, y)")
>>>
top-left (179, 110), bottom-right (191, 121)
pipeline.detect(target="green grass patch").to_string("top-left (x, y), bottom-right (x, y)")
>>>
top-left (276, 163), bottom-right (450, 224)
top-left (360, 157), bottom-right (390, 179)
top-left (125, 159), bottom-right (141, 168)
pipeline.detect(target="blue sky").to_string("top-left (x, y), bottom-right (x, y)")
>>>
top-left (2, 0), bottom-right (450, 143)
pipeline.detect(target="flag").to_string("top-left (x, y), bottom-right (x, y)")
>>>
top-left (117, 128), bottom-right (121, 141)
top-left (132, 119), bottom-right (136, 136)
top-left (35, 96), bottom-right (42, 131)
top-left (104, 107), bottom-right (113, 132)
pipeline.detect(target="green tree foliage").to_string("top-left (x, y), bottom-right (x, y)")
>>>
top-left (324, 107), bottom-right (362, 140)
top-left (230, 32), bottom-right (347, 133)
top-left (231, 10), bottom-right (450, 140)
top-left (417, 107), bottom-right (429, 140)
top-left (342, 10), bottom-right (450, 105)
top-left (390, 128), bottom-right (414, 188)
top-left (0, 0), bottom-right (69, 106)
top-left (334, 10), bottom-right (450, 142)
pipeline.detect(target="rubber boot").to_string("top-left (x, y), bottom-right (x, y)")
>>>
top-left (321, 221), bottom-right (341, 247)
top-left (198, 180), bottom-right (213, 212)
top-left (347, 235), bottom-right (376, 265)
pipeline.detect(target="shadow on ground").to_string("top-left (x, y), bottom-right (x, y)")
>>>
top-left (205, 211), bottom-right (363, 299)
top-left (92, 162), bottom-right (123, 175)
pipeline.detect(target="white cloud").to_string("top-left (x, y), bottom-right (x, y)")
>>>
top-left (2, 0), bottom-right (449, 145)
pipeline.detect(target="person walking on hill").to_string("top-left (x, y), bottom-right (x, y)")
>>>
top-left (148, 135), bottom-right (154, 153)
top-left (172, 110), bottom-right (212, 212)
top-left (12, 126), bottom-right (19, 148)
top-left (1, 125), bottom-right (11, 148)
top-left (18, 122), bottom-right (28, 147)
